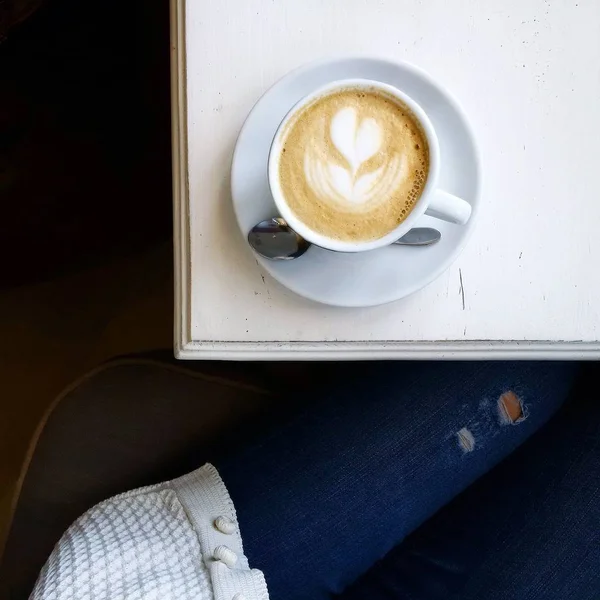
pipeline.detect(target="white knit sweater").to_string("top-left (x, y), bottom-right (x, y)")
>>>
top-left (31, 464), bottom-right (269, 600)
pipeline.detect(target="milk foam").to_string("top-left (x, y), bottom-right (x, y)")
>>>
top-left (330, 107), bottom-right (381, 173)
top-left (304, 106), bottom-right (407, 205)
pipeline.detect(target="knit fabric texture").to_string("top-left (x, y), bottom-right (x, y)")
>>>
top-left (30, 464), bottom-right (269, 600)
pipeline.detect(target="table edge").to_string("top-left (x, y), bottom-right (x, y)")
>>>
top-left (171, 0), bottom-right (190, 355)
top-left (175, 341), bottom-right (600, 360)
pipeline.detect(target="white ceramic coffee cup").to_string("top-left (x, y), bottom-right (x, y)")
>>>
top-left (268, 79), bottom-right (472, 253)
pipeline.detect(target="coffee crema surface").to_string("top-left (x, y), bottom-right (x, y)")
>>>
top-left (277, 87), bottom-right (430, 242)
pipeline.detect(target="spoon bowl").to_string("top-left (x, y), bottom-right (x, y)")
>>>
top-left (247, 217), bottom-right (312, 260)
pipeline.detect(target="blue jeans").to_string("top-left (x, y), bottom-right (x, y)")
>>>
top-left (217, 362), bottom-right (595, 600)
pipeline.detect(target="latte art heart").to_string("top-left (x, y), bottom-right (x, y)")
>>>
top-left (304, 106), bottom-right (408, 205)
top-left (277, 87), bottom-right (429, 242)
top-left (330, 107), bottom-right (381, 173)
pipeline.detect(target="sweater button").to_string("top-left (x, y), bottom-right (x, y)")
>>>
top-left (214, 515), bottom-right (235, 534)
top-left (213, 545), bottom-right (237, 567)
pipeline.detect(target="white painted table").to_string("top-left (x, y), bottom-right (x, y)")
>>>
top-left (171, 0), bottom-right (600, 359)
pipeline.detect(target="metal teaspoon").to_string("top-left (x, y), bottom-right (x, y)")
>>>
top-left (248, 217), bottom-right (441, 260)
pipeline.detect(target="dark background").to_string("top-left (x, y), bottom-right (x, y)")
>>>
top-left (0, 0), bottom-right (174, 559)
top-left (1, 0), bottom-right (172, 288)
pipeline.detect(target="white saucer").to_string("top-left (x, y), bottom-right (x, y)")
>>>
top-left (231, 57), bottom-right (482, 307)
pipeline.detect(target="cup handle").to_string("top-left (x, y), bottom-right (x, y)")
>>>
top-left (425, 189), bottom-right (472, 225)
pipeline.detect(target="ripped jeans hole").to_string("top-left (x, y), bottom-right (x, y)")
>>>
top-left (498, 391), bottom-right (525, 424)
top-left (457, 427), bottom-right (475, 452)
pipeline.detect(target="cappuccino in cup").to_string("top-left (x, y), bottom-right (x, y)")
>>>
top-left (277, 86), bottom-right (428, 242)
top-left (268, 79), bottom-right (471, 253)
